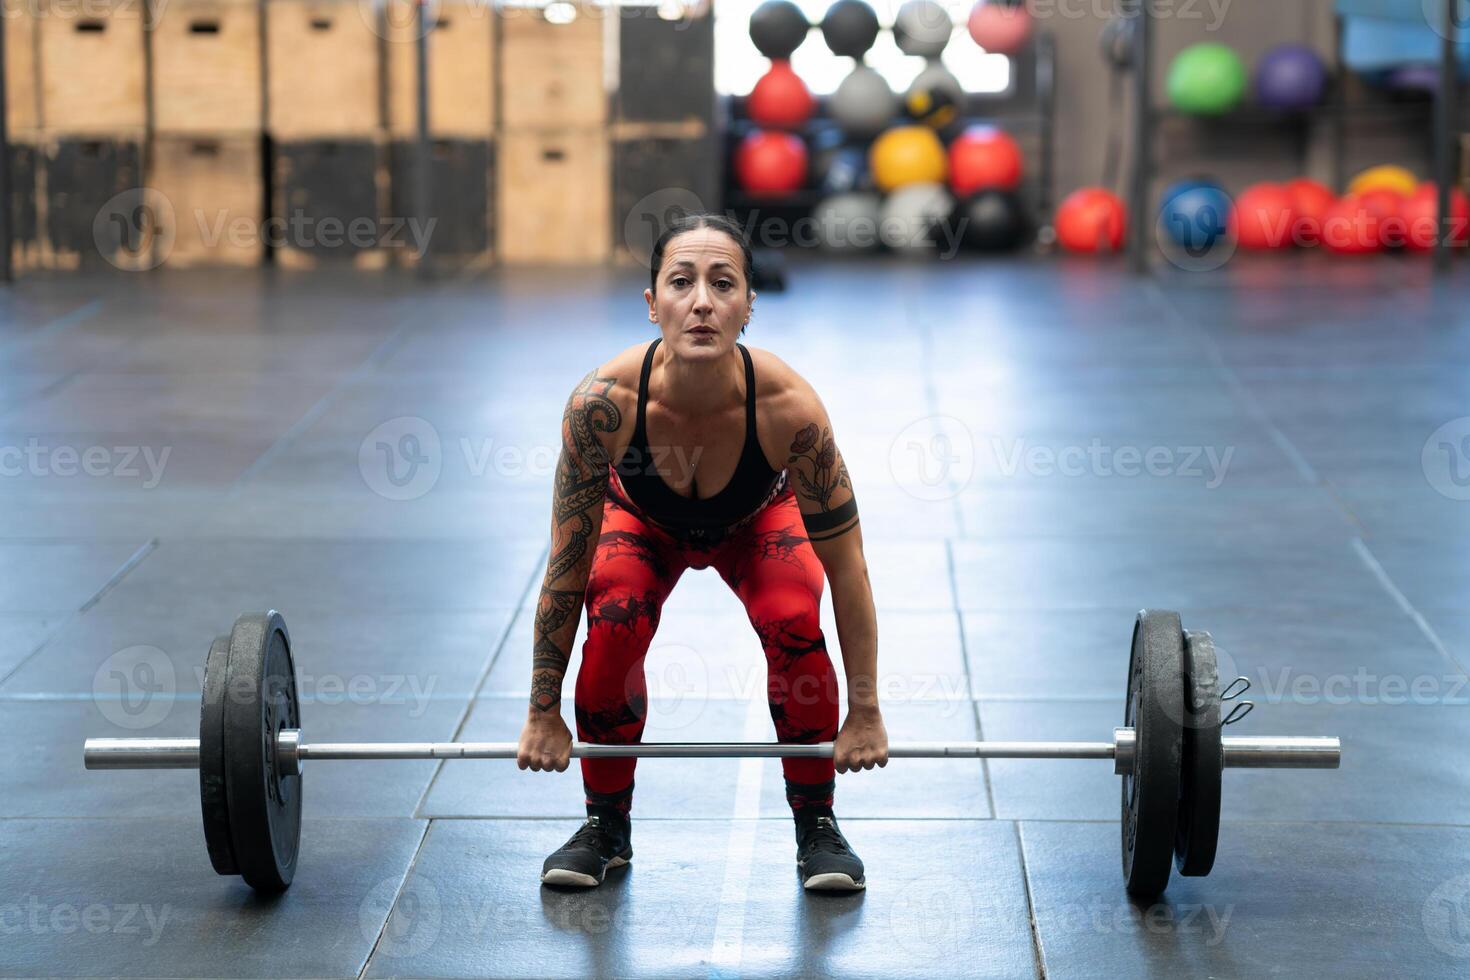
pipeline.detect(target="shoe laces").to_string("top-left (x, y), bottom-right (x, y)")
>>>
top-left (569, 815), bottom-right (621, 850)
top-left (801, 815), bottom-right (848, 855)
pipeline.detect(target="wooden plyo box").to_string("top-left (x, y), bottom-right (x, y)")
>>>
top-left (384, 0), bottom-right (495, 138)
top-left (151, 0), bottom-right (263, 133)
top-left (497, 127), bottom-right (609, 263)
top-left (150, 136), bottom-right (265, 266)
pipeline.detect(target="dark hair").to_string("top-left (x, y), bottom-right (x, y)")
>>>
top-left (649, 212), bottom-right (755, 328)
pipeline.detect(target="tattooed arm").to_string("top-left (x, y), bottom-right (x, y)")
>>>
top-left (780, 382), bottom-right (887, 772)
top-left (518, 368), bottom-right (622, 772)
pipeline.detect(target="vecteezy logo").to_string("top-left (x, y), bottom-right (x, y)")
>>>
top-left (888, 415), bottom-right (975, 501)
top-left (93, 188), bottom-right (176, 271)
top-left (1422, 0), bottom-right (1470, 42)
top-left (1154, 201), bottom-right (1236, 273)
top-left (360, 0), bottom-right (445, 42)
top-left (1423, 417), bottom-right (1470, 501)
top-left (623, 187), bottom-right (707, 270)
top-left (360, 875), bottom-right (442, 958)
top-left (638, 642), bottom-right (711, 734)
top-left (92, 646), bottom-right (177, 730)
top-left (359, 417), bottom-right (443, 501)
top-left (888, 872), bottom-right (980, 958)
top-left (1424, 873), bottom-right (1470, 958)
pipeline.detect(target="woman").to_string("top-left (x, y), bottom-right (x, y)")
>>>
top-left (516, 213), bottom-right (888, 892)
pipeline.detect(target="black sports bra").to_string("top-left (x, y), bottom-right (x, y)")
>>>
top-left (612, 338), bottom-right (784, 532)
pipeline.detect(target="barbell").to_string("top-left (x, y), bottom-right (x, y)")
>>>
top-left (82, 608), bottom-right (1341, 898)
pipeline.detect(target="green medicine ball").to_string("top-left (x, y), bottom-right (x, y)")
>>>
top-left (1166, 43), bottom-right (1246, 115)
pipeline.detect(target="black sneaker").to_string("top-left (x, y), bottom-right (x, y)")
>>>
top-left (540, 813), bottom-right (632, 888)
top-left (794, 809), bottom-right (865, 892)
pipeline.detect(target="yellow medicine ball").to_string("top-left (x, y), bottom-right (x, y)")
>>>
top-left (870, 125), bottom-right (948, 192)
top-left (1347, 164), bottom-right (1419, 197)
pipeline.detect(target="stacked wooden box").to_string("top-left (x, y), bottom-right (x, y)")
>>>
top-left (611, 7), bottom-right (716, 265)
top-left (34, 0), bottom-right (148, 268)
top-left (5, 0), bottom-right (719, 271)
top-left (265, 0), bottom-right (386, 267)
top-left (150, 0), bottom-right (265, 266)
top-left (384, 0), bottom-right (496, 266)
top-left (496, 2), bottom-right (609, 263)
top-left (6, 0), bottom-right (41, 270)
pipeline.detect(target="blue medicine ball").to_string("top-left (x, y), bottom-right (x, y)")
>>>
top-left (1160, 179), bottom-right (1231, 251)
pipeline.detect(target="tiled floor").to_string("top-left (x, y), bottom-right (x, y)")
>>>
top-left (1, 256), bottom-right (1467, 978)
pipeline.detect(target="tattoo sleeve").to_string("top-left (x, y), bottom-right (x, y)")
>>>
top-left (531, 371), bottom-right (620, 712)
top-left (787, 421), bottom-right (860, 542)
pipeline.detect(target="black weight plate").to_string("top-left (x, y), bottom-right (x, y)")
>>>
top-left (1175, 628), bottom-right (1222, 876)
top-left (199, 633), bottom-right (237, 876)
top-left (1121, 609), bottom-right (1185, 899)
top-left (223, 611), bottom-right (302, 892)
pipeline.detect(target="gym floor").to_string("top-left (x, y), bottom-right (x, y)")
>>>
top-left (2, 257), bottom-right (1468, 978)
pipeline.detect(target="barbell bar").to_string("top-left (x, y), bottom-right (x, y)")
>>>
top-left (83, 730), bottom-right (1341, 771)
top-left (80, 608), bottom-right (1345, 899)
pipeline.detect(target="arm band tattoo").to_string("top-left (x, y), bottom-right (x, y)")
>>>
top-left (802, 497), bottom-right (859, 540)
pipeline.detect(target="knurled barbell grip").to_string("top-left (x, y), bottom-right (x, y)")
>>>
top-left (82, 730), bottom-right (1343, 771)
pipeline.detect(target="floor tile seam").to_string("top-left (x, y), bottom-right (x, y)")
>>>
top-left (0, 538), bottom-right (159, 689)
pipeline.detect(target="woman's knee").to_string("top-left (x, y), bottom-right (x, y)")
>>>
top-left (744, 581), bottom-right (822, 635)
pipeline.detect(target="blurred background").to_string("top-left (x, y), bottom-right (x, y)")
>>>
top-left (1, 0), bottom-right (1465, 273)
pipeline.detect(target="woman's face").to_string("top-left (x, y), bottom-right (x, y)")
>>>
top-left (644, 227), bottom-right (754, 360)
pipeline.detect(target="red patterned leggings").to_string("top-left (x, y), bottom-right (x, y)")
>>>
top-left (575, 472), bottom-right (839, 815)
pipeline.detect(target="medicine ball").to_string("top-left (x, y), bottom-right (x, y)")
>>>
top-left (820, 0), bottom-right (880, 59)
top-left (830, 65), bottom-right (898, 139)
top-left (1348, 164), bottom-right (1418, 198)
top-left (1166, 43), bottom-right (1247, 114)
top-left (948, 126), bottom-right (1022, 195)
top-left (1358, 188), bottom-right (1408, 247)
top-left (813, 192), bottom-right (884, 252)
top-left (750, 0), bottom-right (810, 60)
top-left (1254, 44), bottom-right (1328, 110)
top-left (952, 189), bottom-right (1030, 252)
top-left (1229, 182), bottom-right (1295, 251)
top-left (1285, 177), bottom-right (1335, 246)
top-left (893, 0), bottom-right (953, 59)
top-left (1401, 182), bottom-right (1470, 251)
top-left (967, 0), bottom-right (1032, 55)
top-left (735, 130), bottom-right (808, 196)
top-left (880, 182), bottom-right (953, 253)
top-left (748, 61), bottom-right (815, 129)
top-left (1321, 194), bottom-right (1381, 255)
top-left (904, 63), bottom-right (964, 131)
top-left (1055, 187), bottom-right (1126, 253)
top-left (1159, 179), bottom-right (1231, 251)
top-left (870, 125), bottom-right (947, 192)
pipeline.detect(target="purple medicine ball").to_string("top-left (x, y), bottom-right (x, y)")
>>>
top-left (1255, 44), bottom-right (1328, 109)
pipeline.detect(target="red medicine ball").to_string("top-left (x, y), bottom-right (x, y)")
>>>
top-left (735, 130), bottom-right (808, 196)
top-left (1321, 194), bottom-right (1381, 255)
top-left (748, 61), bottom-right (815, 130)
top-left (1401, 182), bottom-right (1470, 251)
top-left (1055, 187), bottom-right (1126, 253)
top-left (1230, 182), bottom-right (1295, 250)
top-left (1356, 187), bottom-right (1407, 247)
top-left (1285, 178), bottom-right (1335, 246)
top-left (948, 127), bottom-right (1023, 195)
top-left (968, 1), bottom-right (1033, 55)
